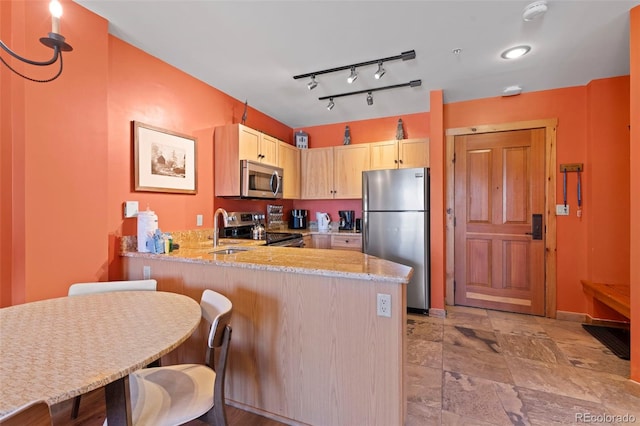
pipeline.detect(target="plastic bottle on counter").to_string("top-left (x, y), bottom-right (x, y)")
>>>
top-left (137, 208), bottom-right (158, 252)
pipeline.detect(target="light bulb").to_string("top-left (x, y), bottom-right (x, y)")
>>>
top-left (49, 0), bottom-right (63, 18)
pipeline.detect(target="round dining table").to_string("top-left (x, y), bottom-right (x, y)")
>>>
top-left (0, 291), bottom-right (202, 425)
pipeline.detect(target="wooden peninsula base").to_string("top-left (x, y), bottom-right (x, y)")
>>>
top-left (122, 245), bottom-right (411, 426)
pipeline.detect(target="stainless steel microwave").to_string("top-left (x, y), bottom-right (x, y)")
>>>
top-left (240, 160), bottom-right (283, 199)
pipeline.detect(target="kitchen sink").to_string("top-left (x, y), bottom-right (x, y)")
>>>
top-left (210, 247), bottom-right (251, 255)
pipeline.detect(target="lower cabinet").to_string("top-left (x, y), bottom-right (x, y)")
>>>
top-left (310, 234), bottom-right (331, 249)
top-left (309, 233), bottom-right (362, 251)
top-left (331, 234), bottom-right (362, 251)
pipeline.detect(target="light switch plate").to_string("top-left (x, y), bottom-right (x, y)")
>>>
top-left (124, 201), bottom-right (139, 218)
top-left (556, 204), bottom-right (570, 216)
top-left (196, 214), bottom-right (203, 226)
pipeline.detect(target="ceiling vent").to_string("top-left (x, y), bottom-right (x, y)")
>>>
top-left (502, 86), bottom-right (523, 97)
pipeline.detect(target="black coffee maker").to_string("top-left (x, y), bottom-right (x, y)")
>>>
top-left (338, 210), bottom-right (355, 231)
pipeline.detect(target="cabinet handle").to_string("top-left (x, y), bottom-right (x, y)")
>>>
top-left (394, 160), bottom-right (398, 164)
top-left (399, 159), bottom-right (403, 164)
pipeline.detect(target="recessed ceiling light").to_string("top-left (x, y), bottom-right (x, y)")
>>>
top-left (501, 45), bottom-right (531, 59)
top-left (523, 1), bottom-right (548, 21)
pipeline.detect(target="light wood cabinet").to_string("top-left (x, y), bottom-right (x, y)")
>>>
top-left (302, 235), bottom-right (312, 248)
top-left (333, 144), bottom-right (370, 198)
top-left (301, 145), bottom-right (370, 199)
top-left (237, 124), bottom-right (278, 166)
top-left (311, 234), bottom-right (332, 249)
top-left (331, 234), bottom-right (362, 251)
top-left (215, 124), bottom-right (282, 197)
top-left (369, 138), bottom-right (430, 170)
top-left (277, 141), bottom-right (301, 199)
top-left (300, 147), bottom-right (334, 199)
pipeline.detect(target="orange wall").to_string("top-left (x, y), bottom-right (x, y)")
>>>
top-left (105, 36), bottom-right (291, 279)
top-left (445, 86), bottom-right (599, 315)
top-left (586, 77), bottom-right (631, 321)
top-left (1, 0), bottom-right (292, 304)
top-left (629, 4), bottom-right (639, 383)
top-left (292, 112), bottom-right (430, 222)
top-left (1, 0), bottom-right (110, 305)
top-left (429, 90), bottom-right (445, 310)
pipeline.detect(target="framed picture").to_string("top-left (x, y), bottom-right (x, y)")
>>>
top-left (133, 121), bottom-right (197, 194)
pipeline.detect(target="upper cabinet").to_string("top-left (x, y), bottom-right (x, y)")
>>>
top-left (215, 123), bottom-right (283, 197)
top-left (369, 138), bottom-right (430, 170)
top-left (278, 141), bottom-right (301, 199)
top-left (300, 147), bottom-right (334, 199)
top-left (300, 144), bottom-right (370, 199)
top-left (236, 124), bottom-right (278, 166)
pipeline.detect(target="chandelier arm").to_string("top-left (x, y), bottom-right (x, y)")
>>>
top-left (0, 40), bottom-right (60, 66)
top-left (0, 51), bottom-right (64, 83)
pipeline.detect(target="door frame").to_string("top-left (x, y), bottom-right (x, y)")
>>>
top-left (445, 119), bottom-right (558, 318)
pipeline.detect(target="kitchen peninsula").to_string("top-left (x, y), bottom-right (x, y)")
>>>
top-left (121, 232), bottom-right (412, 426)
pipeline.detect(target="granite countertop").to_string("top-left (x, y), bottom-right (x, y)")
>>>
top-left (122, 234), bottom-right (411, 284)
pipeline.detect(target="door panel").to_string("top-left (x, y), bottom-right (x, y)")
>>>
top-left (454, 129), bottom-right (545, 315)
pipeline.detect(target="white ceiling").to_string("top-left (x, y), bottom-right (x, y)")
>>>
top-left (73, 0), bottom-right (639, 129)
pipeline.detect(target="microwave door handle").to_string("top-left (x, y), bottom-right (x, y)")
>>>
top-left (270, 170), bottom-right (281, 196)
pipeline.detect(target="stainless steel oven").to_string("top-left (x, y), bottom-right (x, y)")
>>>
top-left (218, 211), bottom-right (303, 247)
top-left (241, 160), bottom-right (283, 199)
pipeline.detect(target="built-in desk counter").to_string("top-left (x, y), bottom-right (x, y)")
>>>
top-left (121, 236), bottom-right (411, 426)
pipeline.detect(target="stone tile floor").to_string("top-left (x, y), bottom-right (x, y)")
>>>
top-left (406, 306), bottom-right (639, 425)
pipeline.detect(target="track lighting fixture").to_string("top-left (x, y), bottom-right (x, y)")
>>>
top-left (307, 75), bottom-right (318, 90)
top-left (347, 67), bottom-right (358, 84)
top-left (327, 98), bottom-right (335, 110)
top-left (374, 62), bottom-right (386, 80)
top-left (319, 80), bottom-right (421, 111)
top-left (293, 49), bottom-right (416, 83)
top-left (0, 0), bottom-right (73, 83)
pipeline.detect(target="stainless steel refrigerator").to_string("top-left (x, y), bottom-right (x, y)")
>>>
top-left (362, 168), bottom-right (430, 313)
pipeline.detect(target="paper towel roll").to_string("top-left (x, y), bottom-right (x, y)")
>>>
top-left (137, 210), bottom-right (158, 252)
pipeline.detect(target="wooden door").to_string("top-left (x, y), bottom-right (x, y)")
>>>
top-left (454, 129), bottom-right (545, 315)
top-left (333, 144), bottom-right (370, 198)
top-left (398, 138), bottom-right (430, 169)
top-left (300, 147), bottom-right (333, 199)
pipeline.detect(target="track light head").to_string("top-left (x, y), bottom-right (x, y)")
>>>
top-left (327, 98), bottom-right (335, 110)
top-left (374, 62), bottom-right (386, 80)
top-left (366, 92), bottom-right (373, 106)
top-left (307, 75), bottom-right (318, 90)
top-left (347, 67), bottom-right (358, 84)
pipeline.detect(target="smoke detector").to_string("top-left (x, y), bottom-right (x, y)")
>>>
top-left (523, 1), bottom-right (548, 21)
top-left (502, 85), bottom-right (523, 97)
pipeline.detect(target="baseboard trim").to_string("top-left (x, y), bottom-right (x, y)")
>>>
top-left (428, 308), bottom-right (447, 318)
top-left (556, 310), bottom-right (630, 328)
top-left (556, 310), bottom-right (587, 322)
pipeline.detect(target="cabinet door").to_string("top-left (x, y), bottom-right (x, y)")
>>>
top-left (301, 148), bottom-right (334, 199)
top-left (398, 138), bottom-right (429, 168)
top-left (238, 124), bottom-right (261, 161)
top-left (333, 144), bottom-right (370, 199)
top-left (278, 141), bottom-right (300, 199)
top-left (260, 134), bottom-right (280, 166)
top-left (311, 234), bottom-right (331, 249)
top-left (368, 140), bottom-right (399, 170)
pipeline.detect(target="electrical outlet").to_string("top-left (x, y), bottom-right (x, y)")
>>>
top-left (377, 293), bottom-right (391, 317)
top-left (556, 204), bottom-right (570, 216)
top-left (143, 266), bottom-right (151, 279)
top-left (196, 214), bottom-right (203, 226)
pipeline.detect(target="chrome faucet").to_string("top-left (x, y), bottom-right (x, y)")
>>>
top-left (213, 208), bottom-right (229, 248)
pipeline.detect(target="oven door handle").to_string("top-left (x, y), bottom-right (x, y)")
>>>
top-left (270, 170), bottom-right (281, 196)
